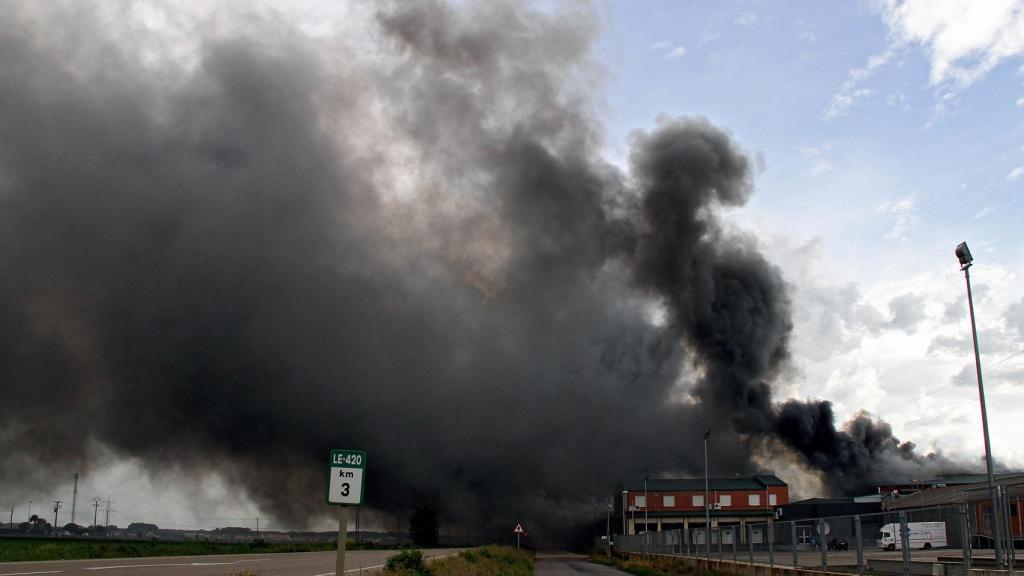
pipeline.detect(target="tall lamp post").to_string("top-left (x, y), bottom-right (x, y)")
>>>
top-left (622, 490), bottom-right (628, 536)
top-left (704, 430), bottom-right (711, 557)
top-left (644, 476), bottom-right (649, 535)
top-left (606, 500), bottom-right (613, 557)
top-left (956, 241), bottom-right (1004, 568)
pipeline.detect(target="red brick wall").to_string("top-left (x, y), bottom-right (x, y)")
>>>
top-left (626, 485), bottom-right (789, 512)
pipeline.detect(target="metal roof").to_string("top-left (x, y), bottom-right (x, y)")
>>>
top-left (619, 475), bottom-right (786, 492)
top-left (888, 473), bottom-right (1024, 510)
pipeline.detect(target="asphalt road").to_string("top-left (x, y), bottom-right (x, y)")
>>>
top-left (534, 552), bottom-right (630, 575)
top-left (0, 548), bottom-right (462, 576)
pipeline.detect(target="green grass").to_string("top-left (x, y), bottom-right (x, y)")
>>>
top-left (0, 537), bottom-right (343, 563)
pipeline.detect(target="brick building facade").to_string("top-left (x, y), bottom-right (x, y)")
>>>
top-left (615, 475), bottom-right (788, 540)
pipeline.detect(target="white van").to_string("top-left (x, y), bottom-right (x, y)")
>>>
top-left (878, 522), bottom-right (947, 550)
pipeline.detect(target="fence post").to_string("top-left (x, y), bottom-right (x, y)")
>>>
top-left (1001, 487), bottom-right (1015, 572)
top-left (899, 511), bottom-right (911, 576)
top-left (748, 524), bottom-right (755, 565)
top-left (960, 503), bottom-right (972, 575)
top-left (791, 522), bottom-right (798, 568)
top-left (818, 519), bottom-right (827, 569)
top-left (855, 515), bottom-right (864, 576)
top-left (732, 526), bottom-right (738, 561)
top-left (686, 527), bottom-right (690, 556)
top-left (718, 526), bottom-right (723, 558)
top-left (769, 518), bottom-right (775, 569)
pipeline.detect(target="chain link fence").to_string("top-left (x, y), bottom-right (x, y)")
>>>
top-left (610, 502), bottom-right (1019, 576)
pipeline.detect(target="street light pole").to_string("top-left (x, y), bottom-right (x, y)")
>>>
top-left (644, 476), bottom-right (649, 535)
top-left (704, 430), bottom-right (711, 557)
top-left (606, 500), bottom-right (613, 557)
top-left (956, 242), bottom-right (1003, 568)
top-left (622, 490), bottom-right (628, 535)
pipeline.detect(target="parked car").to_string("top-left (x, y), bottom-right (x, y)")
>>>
top-left (828, 537), bottom-right (849, 551)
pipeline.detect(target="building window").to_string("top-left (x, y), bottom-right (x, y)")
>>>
top-left (769, 494), bottom-right (777, 506)
top-left (663, 495), bottom-right (676, 508)
top-left (634, 495), bottom-right (646, 509)
top-left (749, 494), bottom-right (761, 506)
top-left (693, 495), bottom-right (704, 507)
top-left (719, 495), bottom-right (732, 507)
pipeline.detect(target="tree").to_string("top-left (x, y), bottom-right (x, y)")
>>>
top-left (408, 507), bottom-right (439, 547)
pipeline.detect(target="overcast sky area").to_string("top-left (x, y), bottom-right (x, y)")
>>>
top-left (3, 0), bottom-right (1024, 535)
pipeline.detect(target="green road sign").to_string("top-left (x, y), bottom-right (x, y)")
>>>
top-left (327, 449), bottom-right (366, 505)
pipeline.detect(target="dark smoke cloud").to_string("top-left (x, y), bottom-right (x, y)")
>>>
top-left (0, 0), bottom-right (958, 543)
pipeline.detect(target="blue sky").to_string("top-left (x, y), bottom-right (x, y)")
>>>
top-left (597, 0), bottom-right (1024, 474)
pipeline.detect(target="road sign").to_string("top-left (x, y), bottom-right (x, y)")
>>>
top-left (513, 523), bottom-right (526, 534)
top-left (327, 449), bottom-right (366, 506)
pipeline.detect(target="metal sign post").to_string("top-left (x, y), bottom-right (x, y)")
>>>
top-left (513, 523), bottom-right (526, 548)
top-left (327, 449), bottom-right (366, 576)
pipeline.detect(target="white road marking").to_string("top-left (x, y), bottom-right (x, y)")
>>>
top-left (83, 557), bottom-right (268, 571)
top-left (0, 571), bottom-right (63, 575)
top-left (85, 564), bottom-right (190, 570)
top-left (310, 552), bottom-right (459, 575)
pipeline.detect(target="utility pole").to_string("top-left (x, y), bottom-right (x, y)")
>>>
top-left (104, 496), bottom-right (111, 528)
top-left (9, 505), bottom-right (13, 525)
top-left (53, 501), bottom-right (62, 529)
top-left (28, 500), bottom-right (32, 520)
top-left (71, 473), bottom-right (79, 525)
top-left (93, 498), bottom-right (101, 529)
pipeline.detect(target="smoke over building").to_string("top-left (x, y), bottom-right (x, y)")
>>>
top-left (0, 0), bottom-right (954, 543)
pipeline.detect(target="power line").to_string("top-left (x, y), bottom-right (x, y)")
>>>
top-left (870, 347), bottom-right (1024, 420)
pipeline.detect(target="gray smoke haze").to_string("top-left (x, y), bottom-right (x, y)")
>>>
top-left (0, 0), bottom-right (957, 543)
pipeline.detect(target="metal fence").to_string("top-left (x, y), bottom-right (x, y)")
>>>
top-left (609, 503), bottom-right (1019, 576)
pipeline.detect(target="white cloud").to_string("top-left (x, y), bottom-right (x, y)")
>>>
top-left (877, 193), bottom-right (919, 240)
top-left (665, 46), bottom-right (687, 59)
top-left (805, 158), bottom-right (834, 177)
top-left (800, 143), bottom-right (836, 176)
top-left (1007, 165), bottom-right (1024, 180)
top-left (1016, 96), bottom-right (1024, 107)
top-left (879, 0), bottom-right (1024, 88)
top-left (831, 1), bottom-right (1024, 120)
top-left (735, 11), bottom-right (758, 26)
top-left (826, 88), bottom-right (878, 118)
top-left (974, 206), bottom-right (994, 219)
top-left (650, 40), bottom-right (687, 61)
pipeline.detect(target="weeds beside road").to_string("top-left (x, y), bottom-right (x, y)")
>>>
top-left (591, 553), bottom-right (727, 576)
top-left (383, 546), bottom-right (532, 576)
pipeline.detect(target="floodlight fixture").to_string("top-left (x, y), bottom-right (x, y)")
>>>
top-left (955, 242), bottom-right (973, 269)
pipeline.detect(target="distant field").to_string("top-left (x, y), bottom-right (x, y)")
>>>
top-left (0, 537), bottom-right (343, 563)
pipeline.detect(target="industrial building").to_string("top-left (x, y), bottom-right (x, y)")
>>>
top-left (615, 475), bottom-right (788, 540)
top-left (887, 472), bottom-right (1024, 548)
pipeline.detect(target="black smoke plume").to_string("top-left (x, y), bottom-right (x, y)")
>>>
top-left (0, 0), bottom-right (953, 543)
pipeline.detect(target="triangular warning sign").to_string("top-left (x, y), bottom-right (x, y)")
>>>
top-left (513, 523), bottom-right (525, 534)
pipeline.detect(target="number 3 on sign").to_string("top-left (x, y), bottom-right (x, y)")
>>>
top-left (341, 482), bottom-right (350, 497)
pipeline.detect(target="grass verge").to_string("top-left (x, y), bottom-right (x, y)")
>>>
top-left (0, 537), bottom-right (341, 563)
top-left (383, 545), bottom-right (532, 576)
top-left (591, 552), bottom-right (726, 576)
